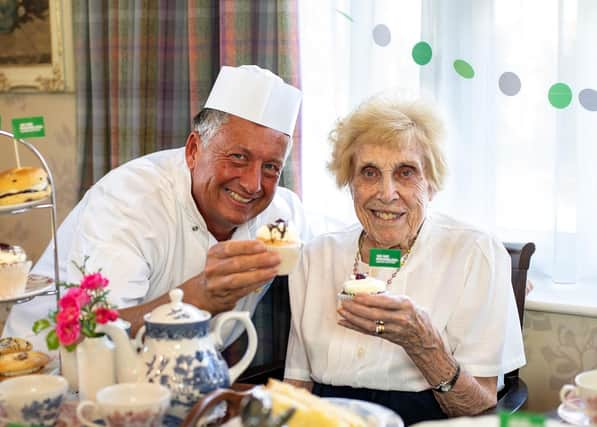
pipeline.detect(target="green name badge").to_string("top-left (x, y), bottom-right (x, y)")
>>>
top-left (12, 116), bottom-right (46, 139)
top-left (369, 248), bottom-right (402, 268)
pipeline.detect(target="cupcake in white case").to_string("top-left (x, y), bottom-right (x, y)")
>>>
top-left (256, 219), bottom-right (302, 275)
top-left (337, 273), bottom-right (387, 301)
top-left (0, 244), bottom-right (32, 298)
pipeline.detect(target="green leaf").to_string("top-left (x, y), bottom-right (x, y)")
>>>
top-left (72, 256), bottom-right (90, 275)
top-left (46, 330), bottom-right (59, 350)
top-left (32, 319), bottom-right (51, 334)
top-left (65, 343), bottom-right (77, 352)
top-left (82, 319), bottom-right (96, 337)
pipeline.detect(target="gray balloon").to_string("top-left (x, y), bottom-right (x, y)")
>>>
top-left (499, 72), bottom-right (521, 96)
top-left (579, 88), bottom-right (597, 111)
top-left (373, 24), bottom-right (391, 47)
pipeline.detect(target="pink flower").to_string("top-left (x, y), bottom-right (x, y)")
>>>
top-left (56, 320), bottom-right (81, 346)
top-left (80, 273), bottom-right (109, 290)
top-left (59, 293), bottom-right (81, 311)
top-left (56, 305), bottom-right (80, 324)
top-left (62, 287), bottom-right (91, 307)
top-left (94, 307), bottom-right (119, 324)
top-left (34, 259), bottom-right (120, 351)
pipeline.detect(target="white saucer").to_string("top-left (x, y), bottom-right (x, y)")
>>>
top-left (0, 198), bottom-right (50, 213)
top-left (558, 403), bottom-right (591, 426)
top-left (0, 274), bottom-right (55, 303)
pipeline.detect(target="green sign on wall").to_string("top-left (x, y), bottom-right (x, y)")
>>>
top-left (12, 116), bottom-right (46, 139)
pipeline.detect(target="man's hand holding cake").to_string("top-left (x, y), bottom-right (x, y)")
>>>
top-left (184, 240), bottom-right (282, 315)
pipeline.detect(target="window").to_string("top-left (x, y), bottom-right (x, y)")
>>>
top-left (299, 0), bottom-right (597, 284)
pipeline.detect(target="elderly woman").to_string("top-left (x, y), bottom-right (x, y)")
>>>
top-left (284, 96), bottom-right (525, 425)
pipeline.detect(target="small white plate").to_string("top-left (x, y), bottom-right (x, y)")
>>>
top-left (558, 403), bottom-right (591, 426)
top-left (324, 397), bottom-right (404, 427)
top-left (0, 198), bottom-right (50, 213)
top-left (0, 274), bottom-right (55, 303)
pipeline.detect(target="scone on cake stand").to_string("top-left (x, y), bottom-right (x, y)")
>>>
top-left (0, 167), bottom-right (52, 208)
top-left (0, 337), bottom-right (52, 379)
top-left (256, 219), bottom-right (301, 276)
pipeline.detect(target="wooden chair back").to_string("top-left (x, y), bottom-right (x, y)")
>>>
top-left (493, 241), bottom-right (536, 413)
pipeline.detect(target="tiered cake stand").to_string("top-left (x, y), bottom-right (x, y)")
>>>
top-left (0, 129), bottom-right (60, 304)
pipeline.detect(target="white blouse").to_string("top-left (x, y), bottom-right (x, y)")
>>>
top-left (285, 213), bottom-right (526, 391)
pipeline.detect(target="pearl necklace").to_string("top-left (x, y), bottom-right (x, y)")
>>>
top-left (352, 231), bottom-right (412, 288)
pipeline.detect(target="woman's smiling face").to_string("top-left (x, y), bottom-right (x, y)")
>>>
top-left (350, 140), bottom-right (433, 249)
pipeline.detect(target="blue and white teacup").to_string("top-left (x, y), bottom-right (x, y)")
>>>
top-left (0, 374), bottom-right (68, 427)
top-left (77, 383), bottom-right (171, 427)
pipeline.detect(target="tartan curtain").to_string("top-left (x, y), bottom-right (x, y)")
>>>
top-left (74, 0), bottom-right (301, 368)
top-left (74, 0), bottom-right (301, 195)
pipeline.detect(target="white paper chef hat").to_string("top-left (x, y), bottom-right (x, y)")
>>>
top-left (204, 65), bottom-right (302, 136)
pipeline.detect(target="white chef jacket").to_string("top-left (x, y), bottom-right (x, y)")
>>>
top-left (285, 213), bottom-right (526, 391)
top-left (4, 148), bottom-right (310, 350)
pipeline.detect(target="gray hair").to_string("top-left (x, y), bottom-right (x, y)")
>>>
top-left (192, 108), bottom-right (294, 161)
top-left (192, 108), bottom-right (230, 146)
top-left (328, 95), bottom-right (447, 193)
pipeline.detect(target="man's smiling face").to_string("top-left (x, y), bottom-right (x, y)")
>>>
top-left (186, 115), bottom-right (289, 241)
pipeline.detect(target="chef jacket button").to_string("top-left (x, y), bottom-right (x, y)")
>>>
top-left (357, 346), bottom-right (366, 358)
top-left (192, 226), bottom-right (199, 231)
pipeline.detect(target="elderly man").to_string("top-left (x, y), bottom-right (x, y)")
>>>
top-left (4, 65), bottom-right (309, 350)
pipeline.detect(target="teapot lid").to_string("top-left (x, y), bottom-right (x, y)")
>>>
top-left (145, 289), bottom-right (210, 324)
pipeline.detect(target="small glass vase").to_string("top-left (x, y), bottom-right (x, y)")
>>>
top-left (77, 334), bottom-right (116, 401)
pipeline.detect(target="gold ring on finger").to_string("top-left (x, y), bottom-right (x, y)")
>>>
top-left (375, 320), bottom-right (385, 335)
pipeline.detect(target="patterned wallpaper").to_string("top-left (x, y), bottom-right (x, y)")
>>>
top-left (0, 92), bottom-right (77, 333)
top-left (522, 309), bottom-right (597, 413)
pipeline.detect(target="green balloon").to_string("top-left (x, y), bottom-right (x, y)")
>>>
top-left (453, 59), bottom-right (475, 79)
top-left (548, 83), bottom-right (572, 109)
top-left (412, 42), bottom-right (432, 65)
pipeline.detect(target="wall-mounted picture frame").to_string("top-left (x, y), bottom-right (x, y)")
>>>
top-left (0, 0), bottom-right (73, 92)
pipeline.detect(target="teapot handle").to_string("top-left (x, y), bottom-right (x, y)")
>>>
top-left (212, 311), bottom-right (257, 384)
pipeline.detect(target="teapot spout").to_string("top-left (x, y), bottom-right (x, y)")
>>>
top-left (96, 320), bottom-right (143, 383)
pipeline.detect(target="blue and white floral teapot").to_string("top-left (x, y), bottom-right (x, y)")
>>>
top-left (96, 288), bottom-right (257, 424)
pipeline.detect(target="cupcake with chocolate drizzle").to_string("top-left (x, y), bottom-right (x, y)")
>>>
top-left (256, 219), bottom-right (301, 275)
